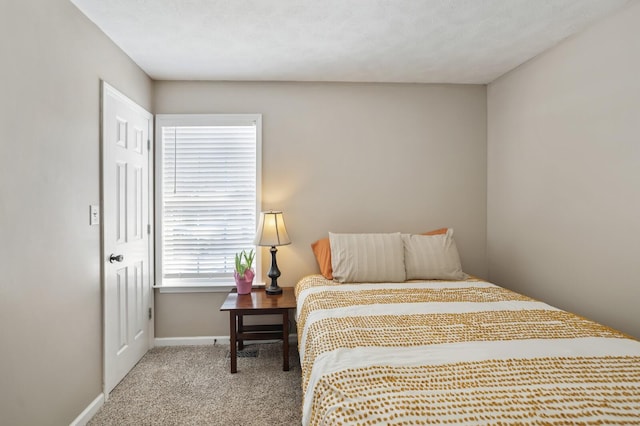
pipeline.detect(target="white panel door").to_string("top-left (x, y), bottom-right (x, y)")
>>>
top-left (102, 82), bottom-right (152, 395)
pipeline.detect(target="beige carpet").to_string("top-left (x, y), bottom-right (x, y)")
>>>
top-left (89, 343), bottom-right (302, 425)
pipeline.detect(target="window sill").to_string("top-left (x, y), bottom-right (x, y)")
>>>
top-left (153, 282), bottom-right (266, 294)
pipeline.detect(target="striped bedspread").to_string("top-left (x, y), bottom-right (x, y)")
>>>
top-left (295, 275), bottom-right (640, 425)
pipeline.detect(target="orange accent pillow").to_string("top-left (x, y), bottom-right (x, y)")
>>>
top-left (311, 228), bottom-right (448, 280)
top-left (311, 238), bottom-right (333, 280)
top-left (422, 228), bottom-right (448, 236)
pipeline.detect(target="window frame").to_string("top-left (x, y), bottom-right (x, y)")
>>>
top-left (154, 114), bottom-right (262, 292)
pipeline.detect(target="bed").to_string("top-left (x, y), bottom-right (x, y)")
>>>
top-left (296, 274), bottom-right (640, 425)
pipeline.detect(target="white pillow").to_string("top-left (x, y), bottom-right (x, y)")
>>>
top-left (329, 232), bottom-right (406, 283)
top-left (402, 229), bottom-right (468, 280)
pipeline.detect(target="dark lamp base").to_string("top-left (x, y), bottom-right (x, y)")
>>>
top-left (265, 284), bottom-right (283, 295)
top-left (265, 245), bottom-right (283, 295)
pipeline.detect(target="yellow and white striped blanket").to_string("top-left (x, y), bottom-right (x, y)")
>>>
top-left (295, 275), bottom-right (640, 425)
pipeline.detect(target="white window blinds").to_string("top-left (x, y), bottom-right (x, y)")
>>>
top-left (156, 115), bottom-right (261, 285)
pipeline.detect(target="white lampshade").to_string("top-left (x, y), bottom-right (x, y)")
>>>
top-left (254, 211), bottom-right (291, 247)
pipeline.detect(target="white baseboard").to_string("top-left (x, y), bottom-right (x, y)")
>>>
top-left (154, 334), bottom-right (297, 347)
top-left (154, 336), bottom-right (225, 346)
top-left (69, 393), bottom-right (104, 426)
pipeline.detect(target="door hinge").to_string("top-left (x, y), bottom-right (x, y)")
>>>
top-left (147, 139), bottom-right (151, 151)
top-left (147, 224), bottom-right (151, 235)
top-left (148, 307), bottom-right (152, 320)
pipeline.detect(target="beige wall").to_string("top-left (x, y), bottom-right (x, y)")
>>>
top-left (487, 2), bottom-right (640, 338)
top-left (153, 81), bottom-right (487, 337)
top-left (0, 1), bottom-right (152, 424)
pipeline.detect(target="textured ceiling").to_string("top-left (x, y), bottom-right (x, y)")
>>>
top-left (71, 0), bottom-right (630, 83)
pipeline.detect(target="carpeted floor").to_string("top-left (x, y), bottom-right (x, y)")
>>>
top-left (89, 343), bottom-right (302, 425)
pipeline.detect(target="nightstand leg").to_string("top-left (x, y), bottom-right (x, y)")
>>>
top-left (283, 309), bottom-right (289, 371)
top-left (237, 315), bottom-right (244, 350)
top-left (230, 311), bottom-right (237, 373)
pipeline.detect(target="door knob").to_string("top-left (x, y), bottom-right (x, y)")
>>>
top-left (109, 254), bottom-right (124, 263)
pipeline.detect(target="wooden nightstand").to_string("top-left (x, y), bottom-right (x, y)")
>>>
top-left (220, 287), bottom-right (296, 373)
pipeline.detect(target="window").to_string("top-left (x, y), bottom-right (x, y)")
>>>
top-left (155, 114), bottom-right (261, 288)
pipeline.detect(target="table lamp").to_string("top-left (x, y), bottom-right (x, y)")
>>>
top-left (254, 210), bottom-right (291, 294)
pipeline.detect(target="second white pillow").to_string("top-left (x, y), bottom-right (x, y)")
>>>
top-left (402, 229), bottom-right (467, 280)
